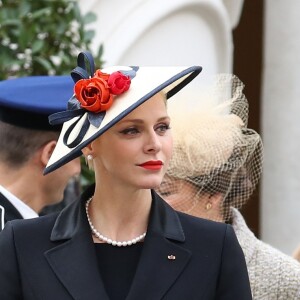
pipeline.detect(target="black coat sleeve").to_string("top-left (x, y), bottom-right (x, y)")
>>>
top-left (215, 224), bottom-right (252, 300)
top-left (0, 222), bottom-right (22, 299)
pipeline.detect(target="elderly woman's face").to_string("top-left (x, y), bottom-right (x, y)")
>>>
top-left (157, 176), bottom-right (224, 221)
top-left (89, 93), bottom-right (173, 189)
top-left (158, 176), bottom-right (198, 211)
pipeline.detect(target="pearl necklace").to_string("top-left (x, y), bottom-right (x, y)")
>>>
top-left (85, 198), bottom-right (146, 247)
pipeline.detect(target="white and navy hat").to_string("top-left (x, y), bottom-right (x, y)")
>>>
top-left (0, 75), bottom-right (74, 131)
top-left (44, 51), bottom-right (202, 174)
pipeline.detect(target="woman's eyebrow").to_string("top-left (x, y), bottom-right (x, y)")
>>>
top-left (120, 116), bottom-right (170, 125)
top-left (119, 119), bottom-right (144, 125)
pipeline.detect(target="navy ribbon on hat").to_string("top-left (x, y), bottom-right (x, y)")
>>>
top-left (49, 51), bottom-right (99, 148)
top-left (49, 51), bottom-right (138, 149)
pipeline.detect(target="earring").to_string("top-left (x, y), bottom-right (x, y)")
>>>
top-left (87, 154), bottom-right (93, 161)
top-left (205, 202), bottom-right (212, 210)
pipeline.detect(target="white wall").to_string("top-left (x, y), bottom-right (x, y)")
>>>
top-left (79, 0), bottom-right (244, 81)
top-left (261, 0), bottom-right (300, 255)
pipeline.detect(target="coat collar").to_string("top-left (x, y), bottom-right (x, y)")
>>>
top-left (46, 185), bottom-right (190, 300)
top-left (50, 185), bottom-right (185, 243)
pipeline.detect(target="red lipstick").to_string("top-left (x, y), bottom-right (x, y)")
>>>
top-left (138, 160), bottom-right (163, 170)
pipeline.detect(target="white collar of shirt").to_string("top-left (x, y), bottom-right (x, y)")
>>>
top-left (0, 185), bottom-right (39, 219)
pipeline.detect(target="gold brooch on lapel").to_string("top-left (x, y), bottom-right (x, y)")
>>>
top-left (167, 255), bottom-right (176, 260)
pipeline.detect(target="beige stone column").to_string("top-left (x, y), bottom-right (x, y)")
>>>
top-left (261, 0), bottom-right (300, 254)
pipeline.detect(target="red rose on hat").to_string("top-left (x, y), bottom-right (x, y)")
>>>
top-left (108, 71), bottom-right (131, 95)
top-left (74, 69), bottom-right (131, 113)
top-left (74, 77), bottom-right (113, 113)
top-left (94, 70), bottom-right (110, 81)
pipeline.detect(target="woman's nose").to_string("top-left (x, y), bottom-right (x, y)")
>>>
top-left (144, 132), bottom-right (161, 153)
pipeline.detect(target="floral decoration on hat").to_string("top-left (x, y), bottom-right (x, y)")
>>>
top-left (49, 51), bottom-right (138, 148)
top-left (74, 70), bottom-right (131, 113)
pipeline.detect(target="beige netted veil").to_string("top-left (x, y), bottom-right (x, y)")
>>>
top-left (157, 74), bottom-right (263, 222)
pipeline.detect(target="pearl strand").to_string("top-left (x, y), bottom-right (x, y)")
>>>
top-left (85, 197), bottom-right (146, 247)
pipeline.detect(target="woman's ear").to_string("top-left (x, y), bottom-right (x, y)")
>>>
top-left (82, 144), bottom-right (95, 170)
top-left (39, 140), bottom-right (57, 166)
top-left (81, 143), bottom-right (93, 157)
top-left (208, 193), bottom-right (223, 206)
top-left (204, 192), bottom-right (224, 221)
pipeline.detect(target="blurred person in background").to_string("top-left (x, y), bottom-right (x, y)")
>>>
top-left (157, 74), bottom-right (300, 299)
top-left (0, 76), bottom-right (81, 231)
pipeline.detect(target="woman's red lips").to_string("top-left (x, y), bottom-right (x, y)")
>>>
top-left (139, 161), bottom-right (163, 170)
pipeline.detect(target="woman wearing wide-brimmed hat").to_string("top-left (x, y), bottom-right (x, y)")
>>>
top-left (0, 53), bottom-right (252, 299)
top-left (158, 74), bottom-right (300, 299)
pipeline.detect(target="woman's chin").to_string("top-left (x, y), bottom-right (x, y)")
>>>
top-left (138, 179), bottom-right (163, 190)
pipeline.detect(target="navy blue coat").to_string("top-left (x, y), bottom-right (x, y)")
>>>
top-left (0, 187), bottom-right (252, 299)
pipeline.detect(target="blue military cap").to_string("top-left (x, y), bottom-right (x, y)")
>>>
top-left (0, 76), bottom-right (73, 131)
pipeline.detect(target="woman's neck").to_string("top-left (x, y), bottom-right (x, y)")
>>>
top-left (88, 186), bottom-right (152, 243)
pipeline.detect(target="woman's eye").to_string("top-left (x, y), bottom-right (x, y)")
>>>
top-left (120, 127), bottom-right (140, 135)
top-left (156, 124), bottom-right (170, 134)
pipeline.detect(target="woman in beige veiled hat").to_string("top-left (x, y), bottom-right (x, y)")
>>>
top-left (158, 74), bottom-right (300, 300)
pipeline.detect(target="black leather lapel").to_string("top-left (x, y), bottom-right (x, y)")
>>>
top-left (126, 231), bottom-right (191, 300)
top-left (45, 231), bottom-right (109, 300)
top-left (126, 191), bottom-right (191, 300)
top-left (45, 187), bottom-right (109, 300)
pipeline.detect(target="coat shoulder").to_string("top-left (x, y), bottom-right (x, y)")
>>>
top-left (249, 238), bottom-right (300, 298)
top-left (177, 211), bottom-right (228, 234)
top-left (6, 213), bottom-right (59, 237)
top-left (176, 211), bottom-right (235, 249)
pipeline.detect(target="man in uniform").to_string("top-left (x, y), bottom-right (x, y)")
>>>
top-left (0, 76), bottom-right (81, 230)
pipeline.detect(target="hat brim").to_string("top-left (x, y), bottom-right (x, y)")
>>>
top-left (44, 65), bottom-right (202, 174)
